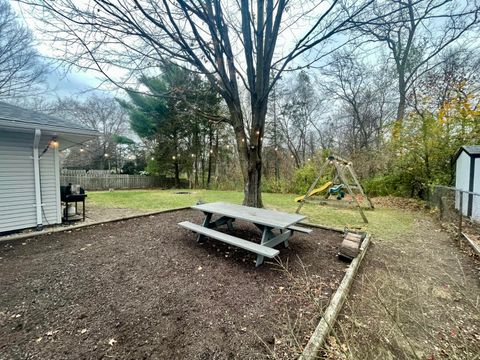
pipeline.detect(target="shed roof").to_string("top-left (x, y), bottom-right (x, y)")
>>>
top-left (0, 101), bottom-right (97, 135)
top-left (454, 145), bottom-right (480, 161)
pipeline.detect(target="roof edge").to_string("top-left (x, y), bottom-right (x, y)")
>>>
top-left (0, 118), bottom-right (99, 136)
top-left (454, 146), bottom-right (480, 162)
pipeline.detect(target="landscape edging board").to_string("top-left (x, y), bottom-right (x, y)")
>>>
top-left (0, 207), bottom-right (190, 244)
top-left (299, 222), bottom-right (344, 233)
top-left (461, 232), bottom-right (480, 256)
top-left (299, 233), bottom-right (372, 360)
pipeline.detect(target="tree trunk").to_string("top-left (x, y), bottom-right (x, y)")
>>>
top-left (243, 148), bottom-right (263, 207)
top-left (174, 161), bottom-right (180, 187)
top-left (207, 126), bottom-right (213, 188)
top-left (229, 103), bottom-right (265, 208)
top-left (273, 96), bottom-right (280, 183)
top-left (394, 75), bottom-right (407, 138)
top-left (214, 129), bottom-right (219, 185)
top-left (194, 156), bottom-right (199, 189)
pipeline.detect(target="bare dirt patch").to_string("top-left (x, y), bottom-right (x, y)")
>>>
top-left (0, 205), bottom-right (148, 242)
top-left (324, 213), bottom-right (480, 359)
top-left (0, 209), bottom-right (347, 359)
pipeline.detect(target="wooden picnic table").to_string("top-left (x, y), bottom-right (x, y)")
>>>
top-left (179, 202), bottom-right (311, 267)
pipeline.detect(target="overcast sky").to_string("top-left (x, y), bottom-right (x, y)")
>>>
top-left (10, 0), bottom-right (333, 100)
top-left (10, 1), bottom-right (116, 99)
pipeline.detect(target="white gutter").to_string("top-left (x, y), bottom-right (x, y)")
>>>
top-left (33, 129), bottom-right (43, 230)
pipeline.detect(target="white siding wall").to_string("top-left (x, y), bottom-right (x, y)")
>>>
top-left (455, 151), bottom-right (470, 215)
top-left (0, 130), bottom-right (37, 232)
top-left (0, 129), bottom-right (61, 233)
top-left (472, 157), bottom-right (480, 220)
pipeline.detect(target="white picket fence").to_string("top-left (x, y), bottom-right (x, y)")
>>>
top-left (60, 171), bottom-right (188, 190)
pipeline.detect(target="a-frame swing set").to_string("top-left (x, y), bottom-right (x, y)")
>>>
top-left (295, 155), bottom-right (374, 223)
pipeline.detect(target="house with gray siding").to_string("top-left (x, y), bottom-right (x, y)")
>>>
top-left (0, 101), bottom-right (97, 233)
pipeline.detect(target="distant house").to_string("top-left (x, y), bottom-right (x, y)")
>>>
top-left (454, 145), bottom-right (480, 220)
top-left (0, 101), bottom-right (98, 233)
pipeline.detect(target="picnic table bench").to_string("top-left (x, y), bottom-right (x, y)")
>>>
top-left (178, 202), bottom-right (312, 266)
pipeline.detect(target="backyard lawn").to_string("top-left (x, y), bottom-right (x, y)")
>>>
top-left (88, 189), bottom-right (417, 240)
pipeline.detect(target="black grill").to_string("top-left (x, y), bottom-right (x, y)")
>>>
top-left (60, 185), bottom-right (87, 222)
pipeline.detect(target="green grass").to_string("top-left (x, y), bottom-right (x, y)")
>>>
top-left (88, 189), bottom-right (416, 240)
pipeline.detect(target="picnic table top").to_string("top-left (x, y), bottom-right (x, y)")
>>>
top-left (191, 202), bottom-right (306, 229)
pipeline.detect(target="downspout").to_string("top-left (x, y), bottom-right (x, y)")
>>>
top-left (33, 129), bottom-right (43, 230)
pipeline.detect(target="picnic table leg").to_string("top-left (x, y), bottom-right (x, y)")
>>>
top-left (280, 229), bottom-right (289, 248)
top-left (255, 226), bottom-right (293, 267)
top-left (255, 226), bottom-right (272, 267)
top-left (227, 219), bottom-right (234, 231)
top-left (198, 212), bottom-right (212, 243)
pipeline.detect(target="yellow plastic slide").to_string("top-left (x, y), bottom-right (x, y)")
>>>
top-left (294, 181), bottom-right (333, 202)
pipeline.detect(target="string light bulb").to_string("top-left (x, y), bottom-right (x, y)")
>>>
top-left (50, 137), bottom-right (59, 148)
top-left (80, 147), bottom-right (84, 152)
top-left (104, 153), bottom-right (109, 158)
top-left (151, 157), bottom-right (155, 160)
top-left (172, 155), bottom-right (176, 160)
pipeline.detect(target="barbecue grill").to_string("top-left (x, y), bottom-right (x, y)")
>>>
top-left (60, 184), bottom-right (87, 222)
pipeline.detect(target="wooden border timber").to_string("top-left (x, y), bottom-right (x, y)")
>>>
top-left (299, 222), bottom-right (344, 233)
top-left (299, 233), bottom-right (372, 360)
top-left (461, 232), bottom-right (480, 256)
top-left (0, 207), bottom-right (190, 245)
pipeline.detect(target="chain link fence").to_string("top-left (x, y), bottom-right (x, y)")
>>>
top-left (430, 185), bottom-right (480, 255)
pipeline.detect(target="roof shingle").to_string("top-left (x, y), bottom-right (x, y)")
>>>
top-left (0, 101), bottom-right (96, 133)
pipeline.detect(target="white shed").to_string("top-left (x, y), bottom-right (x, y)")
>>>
top-left (0, 101), bottom-right (97, 234)
top-left (454, 145), bottom-right (480, 220)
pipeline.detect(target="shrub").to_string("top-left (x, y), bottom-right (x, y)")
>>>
top-left (261, 177), bottom-right (292, 194)
top-left (292, 164), bottom-right (318, 195)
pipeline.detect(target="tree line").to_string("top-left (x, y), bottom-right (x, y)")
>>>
top-left (2, 0), bottom-right (480, 203)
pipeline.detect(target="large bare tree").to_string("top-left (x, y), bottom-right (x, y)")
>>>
top-left (0, 0), bottom-right (45, 98)
top-left (352, 0), bottom-right (479, 137)
top-left (18, 0), bottom-right (385, 206)
top-left (53, 96), bottom-right (130, 170)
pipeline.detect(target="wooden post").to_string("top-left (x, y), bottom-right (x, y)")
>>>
top-left (458, 190), bottom-right (463, 238)
top-left (346, 164), bottom-right (374, 209)
top-left (334, 162), bottom-right (368, 223)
